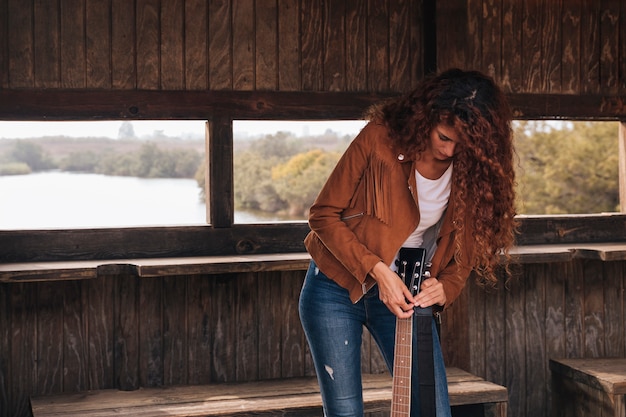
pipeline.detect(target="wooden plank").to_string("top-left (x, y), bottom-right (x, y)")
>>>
top-left (7, 0), bottom-right (34, 88)
top-left (441, 284), bottom-right (470, 370)
top-left (160, 0), bottom-right (184, 90)
top-left (564, 259), bottom-right (584, 357)
top-left (617, 121), bottom-right (626, 213)
top-left (111, 0), bottom-right (136, 89)
top-left (468, 273), bottom-right (486, 377)
top-left (208, 0), bottom-right (232, 90)
top-left (136, 0), bottom-right (160, 89)
top-left (409, 0), bottom-right (422, 86)
top-left (580, 0), bottom-right (600, 94)
top-left (281, 270), bottom-right (306, 377)
top-left (60, 0), bottom-right (86, 88)
top-left (603, 262), bottom-right (624, 357)
top-left (85, 0), bottom-right (111, 88)
top-left (485, 272), bottom-right (506, 387)
top-left (184, 0), bottom-right (208, 90)
top-left (550, 358), bottom-right (626, 395)
top-left (35, 282), bottom-right (65, 396)
top-left (162, 276), bottom-right (188, 386)
top-left (466, 0), bottom-right (481, 71)
top-left (561, 0), bottom-right (581, 93)
top-left (367, 0), bottom-right (388, 91)
top-left (599, 0), bottom-right (619, 94)
top-left (388, 0), bottom-right (412, 91)
top-left (257, 271), bottom-right (283, 379)
top-left (186, 275), bottom-right (214, 385)
top-left (524, 263), bottom-right (547, 417)
top-left (62, 280), bottom-right (88, 392)
top-left (583, 259), bottom-right (605, 357)
top-left (277, 0), bottom-right (299, 91)
top-left (481, 0), bottom-right (501, 80)
top-left (34, 0), bottom-right (60, 88)
top-left (4, 247), bottom-right (626, 283)
top-left (10, 283), bottom-right (38, 417)
top-left (210, 275), bottom-right (237, 382)
top-left (236, 272), bottom-right (259, 381)
top-left (435, 0), bottom-right (466, 72)
top-left (542, 0), bottom-right (562, 92)
top-left (114, 274), bottom-right (139, 391)
top-left (86, 276), bottom-right (116, 390)
top-left (255, 0), bottom-right (278, 90)
top-left (0, 0), bottom-right (8, 88)
top-left (301, 1), bottom-right (323, 91)
top-left (323, 0), bottom-right (345, 91)
top-left (505, 267), bottom-right (526, 417)
top-left (522, 0), bottom-right (543, 92)
top-left (5, 89), bottom-right (626, 121)
top-left (232, 0), bottom-right (254, 90)
top-left (138, 277), bottom-right (163, 386)
top-left (30, 369), bottom-right (507, 416)
top-left (0, 223), bottom-right (312, 264)
top-left (0, 284), bottom-right (8, 416)
top-left (621, 1), bottom-right (626, 93)
top-left (544, 262), bottom-right (566, 408)
top-left (345, 0), bottom-right (367, 91)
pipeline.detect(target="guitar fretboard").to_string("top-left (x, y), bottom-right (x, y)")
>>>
top-left (391, 315), bottom-right (413, 416)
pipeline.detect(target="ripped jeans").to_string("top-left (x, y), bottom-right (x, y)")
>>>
top-left (299, 261), bottom-right (451, 417)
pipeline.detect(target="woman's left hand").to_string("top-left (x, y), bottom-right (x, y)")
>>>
top-left (415, 278), bottom-right (447, 308)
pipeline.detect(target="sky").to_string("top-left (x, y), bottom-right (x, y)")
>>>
top-left (0, 120), bottom-right (368, 140)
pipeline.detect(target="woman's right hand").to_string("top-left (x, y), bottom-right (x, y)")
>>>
top-left (370, 261), bottom-right (417, 319)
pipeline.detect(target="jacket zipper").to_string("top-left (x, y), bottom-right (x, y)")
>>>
top-left (340, 212), bottom-right (364, 221)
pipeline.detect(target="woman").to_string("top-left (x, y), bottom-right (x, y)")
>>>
top-left (299, 68), bottom-right (517, 417)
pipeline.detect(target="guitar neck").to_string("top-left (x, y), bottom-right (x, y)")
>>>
top-left (391, 315), bottom-right (413, 417)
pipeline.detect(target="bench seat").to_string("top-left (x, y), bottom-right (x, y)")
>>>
top-left (550, 358), bottom-right (626, 417)
top-left (31, 367), bottom-right (507, 417)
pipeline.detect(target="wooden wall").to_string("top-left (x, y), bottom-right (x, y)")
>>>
top-left (2, 1), bottom-right (626, 417)
top-left (0, 0), bottom-right (424, 93)
top-left (442, 259), bottom-right (626, 417)
top-left (438, 0), bottom-right (626, 96)
top-left (1, 258), bottom-right (625, 417)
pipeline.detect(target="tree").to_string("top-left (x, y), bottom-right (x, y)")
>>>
top-left (272, 149), bottom-right (341, 216)
top-left (117, 121), bottom-right (136, 139)
top-left (9, 140), bottom-right (55, 171)
top-left (233, 150), bottom-right (287, 212)
top-left (515, 121), bottom-right (619, 214)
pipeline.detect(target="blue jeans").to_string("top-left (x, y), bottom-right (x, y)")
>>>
top-left (299, 261), bottom-right (451, 417)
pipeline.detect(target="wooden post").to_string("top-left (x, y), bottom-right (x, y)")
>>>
top-left (206, 118), bottom-right (234, 227)
top-left (618, 121), bottom-right (626, 213)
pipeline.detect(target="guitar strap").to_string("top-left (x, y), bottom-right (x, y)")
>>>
top-left (411, 306), bottom-right (436, 416)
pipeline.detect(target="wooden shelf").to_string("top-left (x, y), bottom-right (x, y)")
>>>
top-left (2, 242), bottom-right (626, 283)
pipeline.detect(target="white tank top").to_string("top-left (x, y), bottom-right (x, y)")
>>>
top-left (402, 163), bottom-right (453, 248)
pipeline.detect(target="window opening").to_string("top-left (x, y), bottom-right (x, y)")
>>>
top-left (0, 120), bottom-right (207, 229)
top-left (514, 120), bottom-right (619, 215)
top-left (233, 120), bottom-right (367, 223)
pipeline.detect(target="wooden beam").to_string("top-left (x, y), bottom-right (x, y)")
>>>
top-left (1, 90), bottom-right (626, 121)
top-left (620, 122), bottom-right (626, 212)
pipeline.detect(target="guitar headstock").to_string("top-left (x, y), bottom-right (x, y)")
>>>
top-left (396, 247), bottom-right (431, 296)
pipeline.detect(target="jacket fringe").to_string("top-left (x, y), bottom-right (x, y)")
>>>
top-left (362, 155), bottom-right (391, 225)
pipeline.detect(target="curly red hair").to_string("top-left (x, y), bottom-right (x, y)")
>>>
top-left (368, 68), bottom-right (517, 286)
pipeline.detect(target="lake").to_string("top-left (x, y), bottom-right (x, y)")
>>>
top-left (0, 171), bottom-right (291, 229)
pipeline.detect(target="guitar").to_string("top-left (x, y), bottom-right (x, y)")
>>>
top-left (391, 247), bottom-right (434, 417)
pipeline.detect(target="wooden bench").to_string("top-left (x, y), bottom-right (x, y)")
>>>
top-left (30, 367), bottom-right (507, 417)
top-left (550, 358), bottom-right (626, 417)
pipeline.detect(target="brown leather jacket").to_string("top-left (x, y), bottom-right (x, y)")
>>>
top-left (304, 122), bottom-right (475, 307)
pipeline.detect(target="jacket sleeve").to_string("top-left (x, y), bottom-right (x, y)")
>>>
top-left (307, 123), bottom-right (385, 283)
